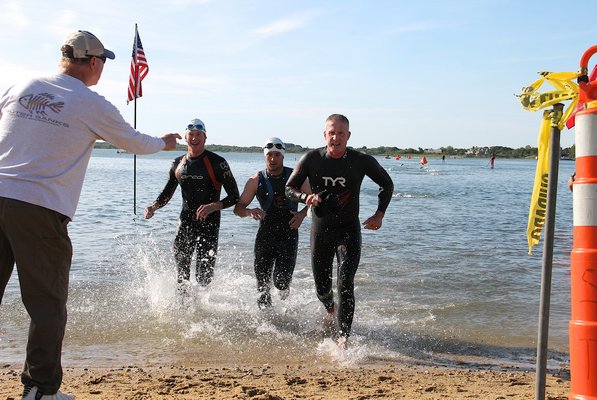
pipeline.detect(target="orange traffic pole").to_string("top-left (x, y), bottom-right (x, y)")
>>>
top-left (569, 45), bottom-right (597, 400)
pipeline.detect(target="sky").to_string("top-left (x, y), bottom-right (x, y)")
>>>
top-left (0, 0), bottom-right (594, 150)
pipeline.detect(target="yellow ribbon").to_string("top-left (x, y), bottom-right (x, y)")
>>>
top-left (519, 72), bottom-right (577, 254)
top-left (518, 71), bottom-right (578, 129)
top-left (526, 111), bottom-right (551, 254)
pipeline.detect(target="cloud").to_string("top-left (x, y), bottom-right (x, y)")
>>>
top-left (0, 2), bottom-right (83, 51)
top-left (41, 9), bottom-right (78, 37)
top-left (98, 69), bottom-right (232, 101)
top-left (0, 1), bottom-right (31, 28)
top-left (252, 15), bottom-right (310, 39)
top-left (150, 71), bottom-right (230, 91)
top-left (0, 59), bottom-right (54, 89)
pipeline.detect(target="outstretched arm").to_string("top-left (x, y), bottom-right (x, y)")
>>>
top-left (161, 133), bottom-right (182, 150)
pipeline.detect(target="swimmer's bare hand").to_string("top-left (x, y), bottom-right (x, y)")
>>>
top-left (144, 204), bottom-right (157, 219)
top-left (196, 202), bottom-right (223, 220)
top-left (305, 194), bottom-right (321, 207)
top-left (248, 208), bottom-right (266, 221)
top-left (363, 211), bottom-right (384, 230)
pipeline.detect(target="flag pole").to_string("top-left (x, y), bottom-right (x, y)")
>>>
top-left (128, 23), bottom-right (148, 215)
top-left (534, 102), bottom-right (563, 400)
top-left (133, 101), bottom-right (137, 215)
top-left (132, 23), bottom-right (138, 215)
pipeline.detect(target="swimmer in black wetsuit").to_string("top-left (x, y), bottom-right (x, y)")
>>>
top-left (144, 118), bottom-right (239, 287)
top-left (234, 137), bottom-right (310, 308)
top-left (286, 114), bottom-right (394, 350)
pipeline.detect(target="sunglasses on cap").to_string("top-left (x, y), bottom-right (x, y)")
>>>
top-left (264, 143), bottom-right (284, 150)
top-left (187, 124), bottom-right (205, 131)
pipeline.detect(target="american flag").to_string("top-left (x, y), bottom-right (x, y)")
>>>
top-left (127, 28), bottom-right (149, 103)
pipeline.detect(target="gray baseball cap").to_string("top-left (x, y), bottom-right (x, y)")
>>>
top-left (62, 30), bottom-right (115, 60)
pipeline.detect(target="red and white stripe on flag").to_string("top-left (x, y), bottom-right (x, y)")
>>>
top-left (127, 30), bottom-right (149, 103)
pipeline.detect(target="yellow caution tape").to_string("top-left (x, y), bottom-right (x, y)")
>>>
top-left (518, 71), bottom-right (578, 130)
top-left (526, 111), bottom-right (552, 255)
top-left (519, 72), bottom-right (578, 255)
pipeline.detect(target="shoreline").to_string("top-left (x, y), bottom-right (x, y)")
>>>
top-left (1, 361), bottom-right (570, 399)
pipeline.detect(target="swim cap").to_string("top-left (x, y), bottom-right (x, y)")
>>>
top-left (263, 137), bottom-right (285, 156)
top-left (186, 118), bottom-right (206, 133)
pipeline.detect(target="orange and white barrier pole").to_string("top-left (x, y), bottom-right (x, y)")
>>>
top-left (570, 45), bottom-right (597, 400)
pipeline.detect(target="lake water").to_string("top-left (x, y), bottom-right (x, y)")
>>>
top-left (0, 149), bottom-right (574, 370)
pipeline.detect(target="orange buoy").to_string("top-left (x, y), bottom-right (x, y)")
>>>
top-left (419, 156), bottom-right (428, 165)
top-left (570, 44), bottom-right (597, 400)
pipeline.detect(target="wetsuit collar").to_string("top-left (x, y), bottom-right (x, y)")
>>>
top-left (266, 167), bottom-right (284, 177)
top-left (187, 149), bottom-right (206, 160)
top-left (187, 148), bottom-right (205, 160)
top-left (325, 149), bottom-right (347, 159)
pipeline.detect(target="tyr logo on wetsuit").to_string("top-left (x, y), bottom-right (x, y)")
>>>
top-left (322, 176), bottom-right (346, 187)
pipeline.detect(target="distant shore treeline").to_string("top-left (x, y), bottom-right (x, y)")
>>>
top-left (93, 142), bottom-right (576, 159)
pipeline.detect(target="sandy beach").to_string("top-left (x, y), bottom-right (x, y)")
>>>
top-left (1, 362), bottom-right (570, 400)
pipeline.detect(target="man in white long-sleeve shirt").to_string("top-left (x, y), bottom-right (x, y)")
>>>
top-left (0, 30), bottom-right (180, 400)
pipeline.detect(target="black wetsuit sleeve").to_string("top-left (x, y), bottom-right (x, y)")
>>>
top-left (154, 163), bottom-right (179, 208)
top-left (217, 160), bottom-right (240, 209)
top-left (364, 155), bottom-right (394, 213)
top-left (285, 153), bottom-right (309, 203)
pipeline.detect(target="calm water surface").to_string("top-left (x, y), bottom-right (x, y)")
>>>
top-left (0, 149), bottom-right (574, 369)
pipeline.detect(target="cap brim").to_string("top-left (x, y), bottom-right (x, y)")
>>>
top-left (103, 49), bottom-right (115, 60)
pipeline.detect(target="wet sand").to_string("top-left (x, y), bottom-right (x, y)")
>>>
top-left (1, 362), bottom-right (570, 399)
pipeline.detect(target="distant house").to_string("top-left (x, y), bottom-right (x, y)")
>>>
top-left (466, 146), bottom-right (491, 156)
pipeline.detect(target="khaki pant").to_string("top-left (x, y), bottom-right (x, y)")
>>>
top-left (0, 197), bottom-right (72, 394)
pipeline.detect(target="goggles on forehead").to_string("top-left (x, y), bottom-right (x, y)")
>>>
top-left (187, 124), bottom-right (205, 131)
top-left (264, 142), bottom-right (284, 150)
